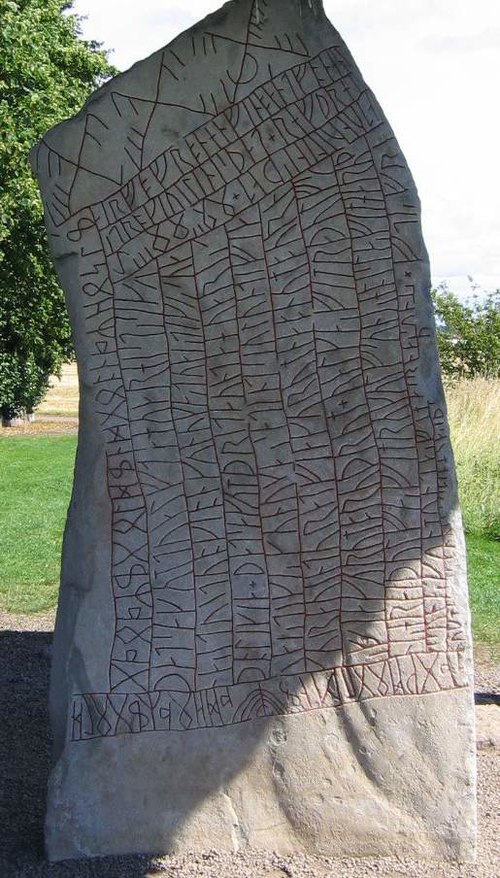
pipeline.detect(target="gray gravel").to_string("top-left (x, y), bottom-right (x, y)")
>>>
top-left (1, 613), bottom-right (498, 878)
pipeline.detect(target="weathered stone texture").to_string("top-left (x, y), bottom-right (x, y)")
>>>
top-left (31, 0), bottom-right (475, 862)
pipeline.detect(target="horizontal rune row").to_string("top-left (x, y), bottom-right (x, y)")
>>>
top-left (71, 650), bottom-right (469, 740)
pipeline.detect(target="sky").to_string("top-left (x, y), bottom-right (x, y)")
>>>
top-left (71, 0), bottom-right (500, 298)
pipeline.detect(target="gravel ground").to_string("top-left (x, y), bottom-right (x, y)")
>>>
top-left (1, 612), bottom-right (498, 878)
top-left (0, 416), bottom-right (78, 437)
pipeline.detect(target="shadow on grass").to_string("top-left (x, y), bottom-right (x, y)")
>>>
top-left (0, 629), bottom-right (158, 877)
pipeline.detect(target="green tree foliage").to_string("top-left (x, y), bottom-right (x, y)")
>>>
top-left (432, 285), bottom-right (500, 381)
top-left (0, 0), bottom-right (116, 420)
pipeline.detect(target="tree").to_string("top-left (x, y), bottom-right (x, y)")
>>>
top-left (0, 0), bottom-right (116, 422)
top-left (432, 285), bottom-right (500, 381)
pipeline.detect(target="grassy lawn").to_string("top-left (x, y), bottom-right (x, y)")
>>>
top-left (0, 435), bottom-right (76, 613)
top-left (0, 431), bottom-right (498, 649)
top-left (467, 535), bottom-right (500, 648)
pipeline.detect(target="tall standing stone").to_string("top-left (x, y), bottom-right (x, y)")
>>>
top-left (31, 0), bottom-right (476, 862)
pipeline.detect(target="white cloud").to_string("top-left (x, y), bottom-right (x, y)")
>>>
top-left (71, 0), bottom-right (500, 294)
top-left (73, 1), bottom-right (220, 65)
top-left (421, 29), bottom-right (500, 54)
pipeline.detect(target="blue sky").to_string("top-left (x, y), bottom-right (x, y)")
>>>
top-left (72, 0), bottom-right (500, 298)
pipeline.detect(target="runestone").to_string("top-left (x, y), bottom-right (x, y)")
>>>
top-left (32, 0), bottom-right (476, 862)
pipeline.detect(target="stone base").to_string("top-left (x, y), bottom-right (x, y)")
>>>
top-left (46, 690), bottom-right (476, 862)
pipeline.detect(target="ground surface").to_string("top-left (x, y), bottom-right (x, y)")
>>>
top-left (0, 611), bottom-right (498, 878)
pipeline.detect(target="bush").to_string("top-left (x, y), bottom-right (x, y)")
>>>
top-left (432, 285), bottom-right (500, 381)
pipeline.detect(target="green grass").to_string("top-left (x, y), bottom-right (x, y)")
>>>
top-left (0, 435), bottom-right (76, 613)
top-left (0, 433), bottom-right (498, 650)
top-left (466, 534), bottom-right (500, 648)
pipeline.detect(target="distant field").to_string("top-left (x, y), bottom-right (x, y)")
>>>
top-left (446, 377), bottom-right (499, 539)
top-left (36, 362), bottom-right (79, 418)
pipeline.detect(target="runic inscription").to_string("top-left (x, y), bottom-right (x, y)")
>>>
top-left (33, 0), bottom-right (468, 743)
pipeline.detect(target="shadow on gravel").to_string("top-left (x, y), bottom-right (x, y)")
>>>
top-left (0, 630), bottom-right (157, 877)
top-left (475, 693), bottom-right (500, 705)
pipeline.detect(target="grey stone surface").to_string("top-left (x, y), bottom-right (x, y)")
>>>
top-left (31, 0), bottom-right (476, 862)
